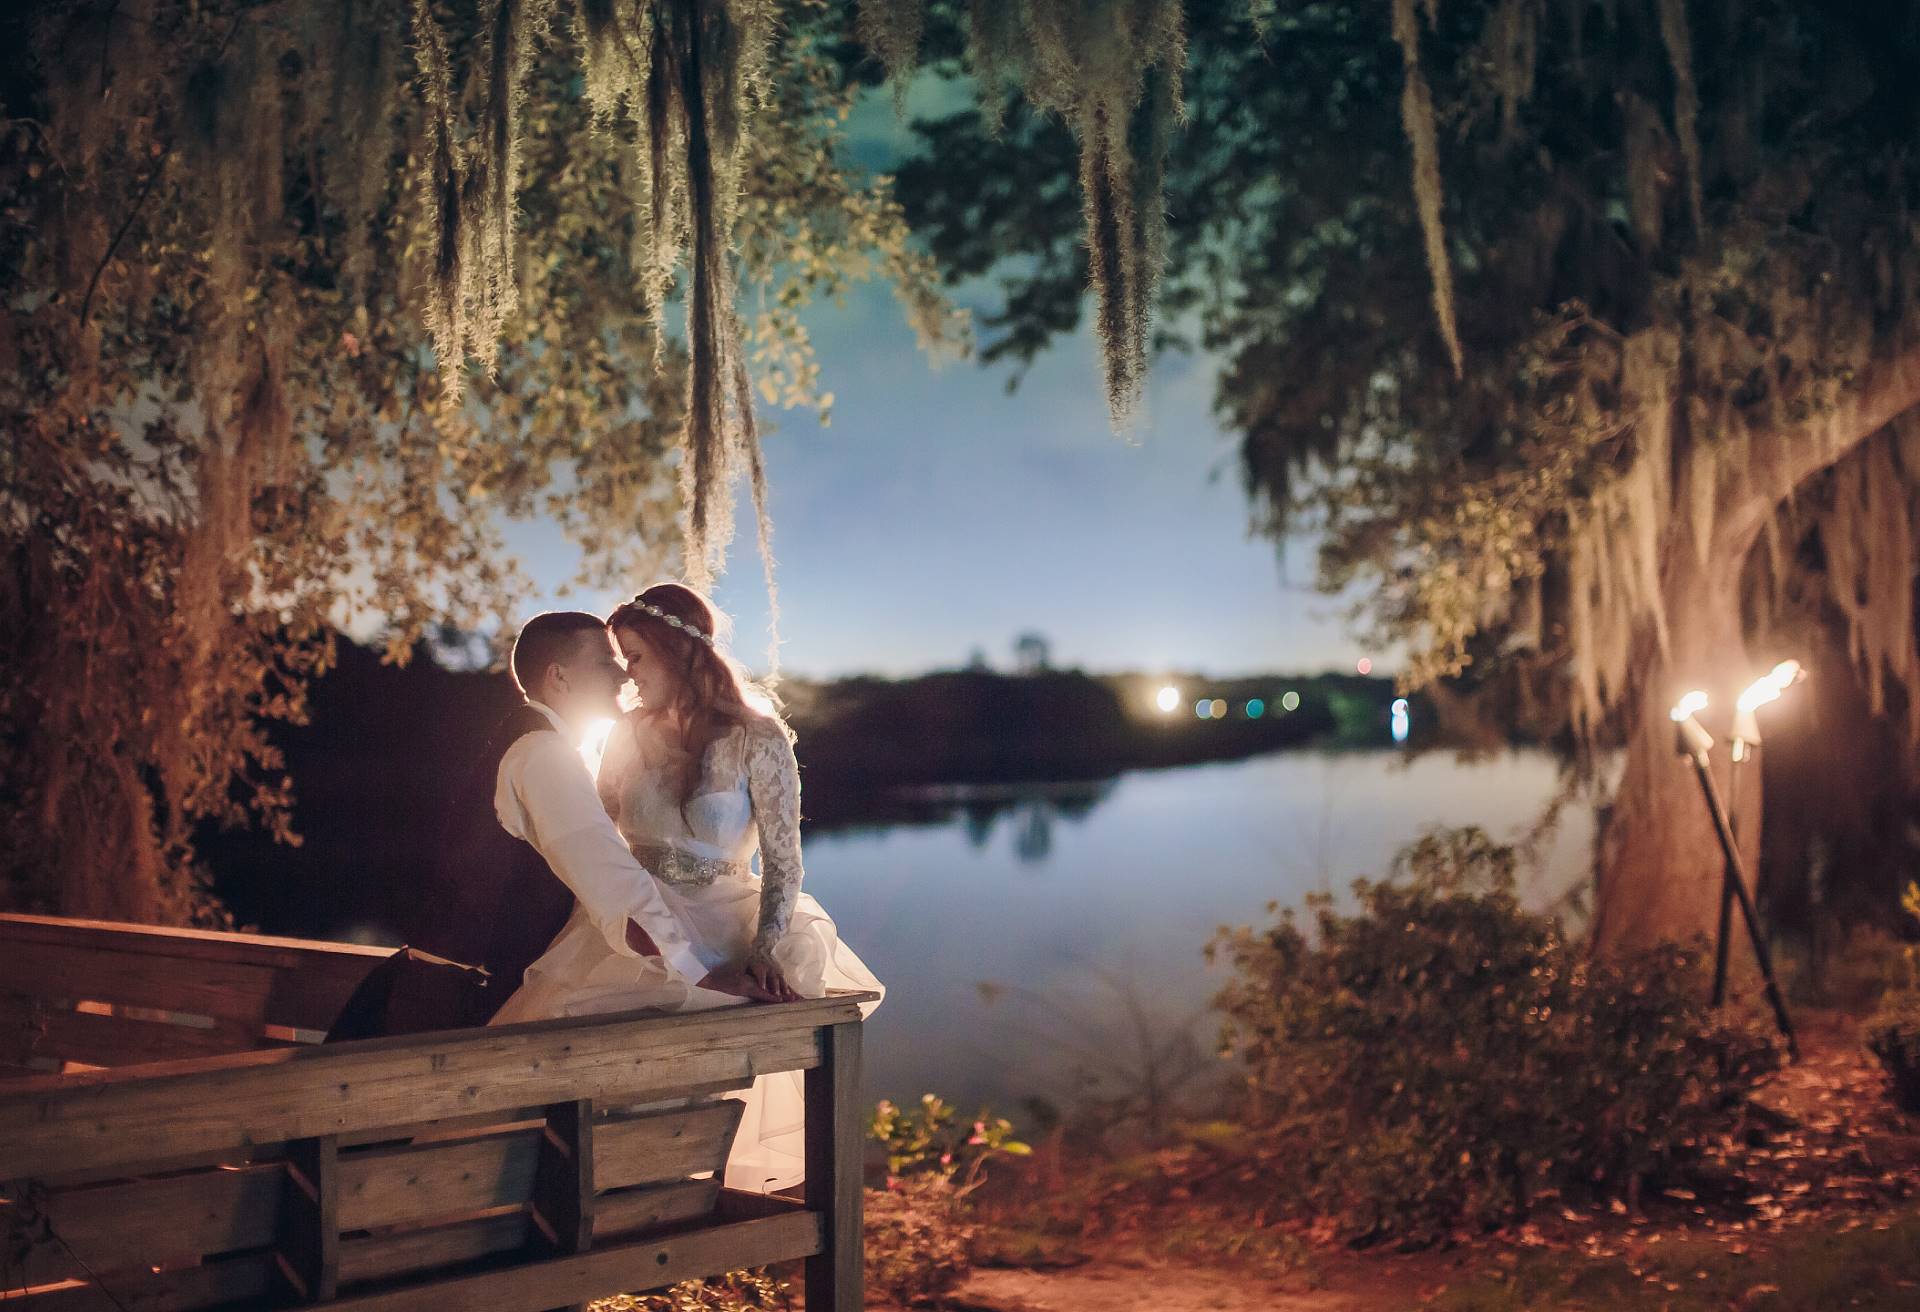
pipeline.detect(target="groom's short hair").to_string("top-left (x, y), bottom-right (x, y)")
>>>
top-left (510, 611), bottom-right (610, 697)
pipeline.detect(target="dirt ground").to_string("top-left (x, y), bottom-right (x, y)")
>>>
top-left (952, 1248), bottom-right (1448, 1312)
top-left (936, 1012), bottom-right (1920, 1312)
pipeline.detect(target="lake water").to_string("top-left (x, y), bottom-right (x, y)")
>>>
top-left (800, 748), bottom-right (1600, 1118)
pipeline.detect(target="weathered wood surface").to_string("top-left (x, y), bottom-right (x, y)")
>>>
top-left (0, 912), bottom-right (391, 1027)
top-left (0, 994), bottom-right (863, 1178)
top-left (1, 1106), bottom-right (747, 1286)
top-left (0, 913), bottom-right (392, 1073)
top-left (6, 1211), bottom-right (820, 1312)
top-left (321, 1213), bottom-right (824, 1312)
top-left (0, 914), bottom-right (874, 1312)
top-left (591, 1178), bottom-right (723, 1240)
top-left (8, 1250), bottom-right (282, 1312)
top-left (19, 1160), bottom-right (285, 1270)
top-left (332, 1098), bottom-right (741, 1231)
top-left (598, 1100), bottom-right (746, 1188)
top-left (0, 993), bottom-right (277, 1070)
top-left (275, 1134), bottom-right (341, 1301)
top-left (806, 1019), bottom-right (867, 1312)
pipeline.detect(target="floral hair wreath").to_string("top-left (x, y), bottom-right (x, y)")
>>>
top-left (628, 595), bottom-right (716, 647)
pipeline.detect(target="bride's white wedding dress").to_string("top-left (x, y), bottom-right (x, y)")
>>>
top-left (490, 711), bottom-right (884, 1192)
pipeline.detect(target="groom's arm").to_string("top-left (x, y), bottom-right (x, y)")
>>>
top-left (498, 731), bottom-right (707, 983)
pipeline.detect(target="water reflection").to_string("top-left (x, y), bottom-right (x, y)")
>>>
top-left (801, 749), bottom-right (1600, 1117)
top-left (812, 780), bottom-right (1119, 867)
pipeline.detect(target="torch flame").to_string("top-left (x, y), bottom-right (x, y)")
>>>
top-left (1737, 660), bottom-right (1807, 713)
top-left (1670, 690), bottom-right (1709, 722)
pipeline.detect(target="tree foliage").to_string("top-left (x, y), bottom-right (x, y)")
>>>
top-left (896, 0), bottom-right (1920, 943)
top-left (906, 0), bottom-right (1920, 709)
top-left (854, 0), bottom-right (1187, 429)
top-left (0, 0), bottom-right (956, 919)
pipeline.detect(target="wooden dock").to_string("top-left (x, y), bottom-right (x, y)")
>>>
top-left (0, 913), bottom-right (872, 1310)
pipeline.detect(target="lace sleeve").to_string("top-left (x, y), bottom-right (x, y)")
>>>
top-left (743, 716), bottom-right (803, 965)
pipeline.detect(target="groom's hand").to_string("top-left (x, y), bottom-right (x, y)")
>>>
top-left (626, 920), bottom-right (775, 1001)
top-left (696, 964), bottom-right (781, 1003)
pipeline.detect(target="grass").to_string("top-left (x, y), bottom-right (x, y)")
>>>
top-left (1432, 1206), bottom-right (1920, 1311)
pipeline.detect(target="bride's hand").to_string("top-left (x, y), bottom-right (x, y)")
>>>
top-left (746, 954), bottom-right (801, 1003)
top-left (695, 963), bottom-right (778, 1002)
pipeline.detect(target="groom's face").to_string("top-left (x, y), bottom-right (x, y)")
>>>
top-left (552, 629), bottom-right (629, 722)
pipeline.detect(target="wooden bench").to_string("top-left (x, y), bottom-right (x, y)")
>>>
top-left (0, 913), bottom-right (872, 1310)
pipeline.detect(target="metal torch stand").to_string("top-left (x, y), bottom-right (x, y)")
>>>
top-left (1711, 752), bottom-right (1742, 1008)
top-left (1683, 746), bottom-right (1800, 1061)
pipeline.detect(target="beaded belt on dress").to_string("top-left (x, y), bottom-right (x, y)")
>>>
top-left (632, 843), bottom-right (748, 888)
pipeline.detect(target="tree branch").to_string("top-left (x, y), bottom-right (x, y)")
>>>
top-left (1718, 341), bottom-right (1920, 556)
top-left (76, 152), bottom-right (166, 332)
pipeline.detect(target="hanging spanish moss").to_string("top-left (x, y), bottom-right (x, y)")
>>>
top-left (1481, 0), bottom-right (1537, 143)
top-left (312, 0), bottom-right (403, 302)
top-left (1333, 0), bottom-right (1920, 750)
top-left (19, 0), bottom-right (315, 921)
top-left (1754, 426), bottom-right (1920, 748)
top-left (3, 0), bottom-right (955, 916)
top-left (412, 0), bottom-right (780, 628)
top-left (1390, 0), bottom-right (1464, 378)
top-left (856, 0), bottom-right (924, 112)
top-left (600, 0), bottom-right (772, 599)
top-left (410, 0), bottom-right (558, 387)
top-left (1655, 0), bottom-right (1705, 238)
top-left (864, 0), bottom-right (1187, 430)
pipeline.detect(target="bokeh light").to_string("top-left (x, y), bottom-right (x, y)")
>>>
top-left (1390, 697), bottom-right (1410, 744)
top-left (1194, 699), bottom-right (1213, 720)
top-left (1210, 698), bottom-right (1227, 720)
top-left (1155, 684), bottom-right (1181, 713)
top-left (1356, 657), bottom-right (1374, 675)
top-left (1245, 698), bottom-right (1265, 718)
top-left (1280, 690), bottom-right (1300, 712)
top-left (580, 717), bottom-right (616, 773)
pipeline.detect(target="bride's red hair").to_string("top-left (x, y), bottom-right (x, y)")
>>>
top-left (606, 583), bottom-right (784, 813)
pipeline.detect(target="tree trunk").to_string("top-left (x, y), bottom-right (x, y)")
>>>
top-left (1592, 345), bottom-right (1920, 952)
top-left (1591, 547), bottom-right (1758, 952)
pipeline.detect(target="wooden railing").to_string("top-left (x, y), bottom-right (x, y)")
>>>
top-left (0, 914), bottom-right (872, 1311)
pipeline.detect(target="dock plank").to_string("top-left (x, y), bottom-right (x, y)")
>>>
top-left (0, 996), bottom-right (868, 1179)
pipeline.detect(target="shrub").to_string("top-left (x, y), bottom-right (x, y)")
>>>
top-left (862, 1094), bottom-right (1030, 1305)
top-left (870, 1093), bottom-right (1030, 1192)
top-left (1208, 826), bottom-right (1781, 1244)
top-left (865, 1175), bottom-right (978, 1306)
top-left (1788, 924), bottom-right (1914, 1012)
top-left (1867, 882), bottom-right (1920, 1113)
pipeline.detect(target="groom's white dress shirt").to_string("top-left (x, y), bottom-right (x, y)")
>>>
top-left (493, 699), bottom-right (705, 984)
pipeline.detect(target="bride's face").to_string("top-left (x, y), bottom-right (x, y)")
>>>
top-left (613, 625), bottom-right (678, 710)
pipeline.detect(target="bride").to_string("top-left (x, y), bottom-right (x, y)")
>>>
top-left (491, 582), bottom-right (884, 1193)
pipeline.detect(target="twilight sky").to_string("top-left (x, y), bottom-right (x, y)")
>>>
top-left (510, 84), bottom-right (1362, 680)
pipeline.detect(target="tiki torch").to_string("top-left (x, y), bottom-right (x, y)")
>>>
top-left (1669, 690), bottom-right (1799, 1060)
top-left (1719, 661), bottom-right (1805, 1005)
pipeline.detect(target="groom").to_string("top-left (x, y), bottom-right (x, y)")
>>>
top-left (339, 611), bottom-right (775, 1038)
